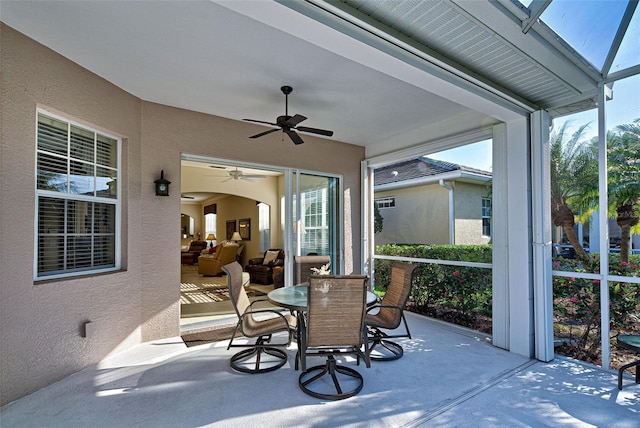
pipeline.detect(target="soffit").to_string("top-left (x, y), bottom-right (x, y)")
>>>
top-left (336, 0), bottom-right (601, 116)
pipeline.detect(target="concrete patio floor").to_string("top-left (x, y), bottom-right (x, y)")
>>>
top-left (2, 312), bottom-right (639, 427)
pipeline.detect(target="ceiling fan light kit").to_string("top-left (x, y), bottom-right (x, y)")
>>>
top-left (243, 86), bottom-right (334, 145)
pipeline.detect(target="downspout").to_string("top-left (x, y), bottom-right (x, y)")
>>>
top-left (439, 180), bottom-right (454, 244)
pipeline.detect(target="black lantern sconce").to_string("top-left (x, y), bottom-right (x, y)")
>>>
top-left (154, 170), bottom-right (171, 197)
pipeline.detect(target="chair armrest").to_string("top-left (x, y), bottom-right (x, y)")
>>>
top-left (366, 304), bottom-right (403, 314)
top-left (239, 307), bottom-right (293, 328)
top-left (247, 258), bottom-right (265, 266)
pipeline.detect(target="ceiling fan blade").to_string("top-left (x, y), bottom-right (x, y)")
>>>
top-left (181, 194), bottom-right (195, 199)
top-left (240, 177), bottom-right (258, 183)
top-left (244, 174), bottom-right (266, 179)
top-left (285, 114), bottom-right (307, 127)
top-left (221, 177), bottom-right (233, 182)
top-left (284, 128), bottom-right (305, 145)
top-left (249, 128), bottom-right (279, 139)
top-left (243, 118), bottom-right (278, 126)
top-left (296, 126), bottom-right (334, 137)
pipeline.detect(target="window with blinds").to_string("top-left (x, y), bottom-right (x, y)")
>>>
top-left (36, 111), bottom-right (120, 279)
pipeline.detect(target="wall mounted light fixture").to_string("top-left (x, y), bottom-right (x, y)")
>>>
top-left (154, 170), bottom-right (171, 196)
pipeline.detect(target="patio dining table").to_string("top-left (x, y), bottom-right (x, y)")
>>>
top-left (267, 284), bottom-right (378, 369)
top-left (267, 284), bottom-right (378, 312)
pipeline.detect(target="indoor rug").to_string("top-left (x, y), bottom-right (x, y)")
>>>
top-left (181, 325), bottom-right (242, 347)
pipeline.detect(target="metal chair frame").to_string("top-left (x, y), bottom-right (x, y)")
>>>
top-left (223, 262), bottom-right (295, 374)
top-left (366, 263), bottom-right (419, 361)
top-left (298, 275), bottom-right (370, 400)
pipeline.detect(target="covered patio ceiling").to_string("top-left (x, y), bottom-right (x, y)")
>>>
top-left (1, 1), bottom-right (637, 155)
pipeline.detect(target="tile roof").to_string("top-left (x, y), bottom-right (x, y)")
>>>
top-left (374, 157), bottom-right (491, 186)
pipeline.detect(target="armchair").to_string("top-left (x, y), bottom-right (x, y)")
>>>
top-left (181, 240), bottom-right (207, 265)
top-left (366, 262), bottom-right (419, 361)
top-left (298, 274), bottom-right (370, 400)
top-left (223, 262), bottom-right (296, 374)
top-left (198, 243), bottom-right (240, 276)
top-left (244, 249), bottom-right (284, 285)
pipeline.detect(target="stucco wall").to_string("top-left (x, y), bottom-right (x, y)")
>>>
top-left (0, 24), bottom-right (364, 404)
top-left (1, 24), bottom-right (146, 405)
top-left (374, 184), bottom-right (449, 245)
top-left (454, 182), bottom-right (492, 245)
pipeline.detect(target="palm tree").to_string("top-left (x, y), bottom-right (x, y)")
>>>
top-left (609, 119), bottom-right (640, 263)
top-left (550, 121), bottom-right (592, 262)
top-left (572, 118), bottom-right (640, 263)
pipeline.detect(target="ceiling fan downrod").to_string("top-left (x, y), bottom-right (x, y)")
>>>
top-left (281, 85), bottom-right (292, 118)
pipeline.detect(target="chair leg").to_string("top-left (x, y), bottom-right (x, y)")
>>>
top-left (298, 356), bottom-right (364, 400)
top-left (367, 328), bottom-right (404, 361)
top-left (229, 336), bottom-right (288, 374)
top-left (617, 359), bottom-right (640, 390)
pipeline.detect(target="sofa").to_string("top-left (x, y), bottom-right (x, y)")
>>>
top-left (198, 243), bottom-right (240, 276)
top-left (181, 240), bottom-right (208, 265)
top-left (244, 249), bottom-right (285, 285)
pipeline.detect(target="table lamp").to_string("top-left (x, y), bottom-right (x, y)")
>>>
top-left (206, 233), bottom-right (216, 248)
top-left (231, 232), bottom-right (242, 243)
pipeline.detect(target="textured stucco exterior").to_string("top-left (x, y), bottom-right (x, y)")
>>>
top-left (0, 24), bottom-right (364, 404)
top-left (375, 181), bottom-right (491, 246)
top-left (453, 182), bottom-right (492, 245)
top-left (375, 184), bottom-right (450, 245)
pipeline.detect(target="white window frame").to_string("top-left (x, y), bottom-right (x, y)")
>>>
top-left (375, 196), bottom-right (395, 209)
top-left (34, 109), bottom-right (121, 280)
top-left (482, 197), bottom-right (492, 237)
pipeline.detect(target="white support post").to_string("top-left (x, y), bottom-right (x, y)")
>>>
top-left (493, 119), bottom-right (535, 357)
top-left (492, 123), bottom-right (509, 350)
top-left (598, 83), bottom-right (611, 370)
top-left (531, 110), bottom-right (554, 362)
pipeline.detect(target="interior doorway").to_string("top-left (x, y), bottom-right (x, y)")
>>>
top-left (179, 155), bottom-right (344, 328)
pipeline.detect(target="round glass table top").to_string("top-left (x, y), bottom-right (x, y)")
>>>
top-left (267, 284), bottom-right (377, 311)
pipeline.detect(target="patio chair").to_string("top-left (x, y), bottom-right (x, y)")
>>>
top-left (366, 262), bottom-right (419, 361)
top-left (298, 275), bottom-right (370, 400)
top-left (617, 334), bottom-right (640, 390)
top-left (222, 262), bottom-right (296, 374)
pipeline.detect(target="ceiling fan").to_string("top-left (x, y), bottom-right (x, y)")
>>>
top-left (243, 85), bottom-right (334, 145)
top-left (217, 167), bottom-right (266, 183)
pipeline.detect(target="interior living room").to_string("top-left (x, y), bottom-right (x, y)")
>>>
top-left (179, 160), bottom-right (285, 326)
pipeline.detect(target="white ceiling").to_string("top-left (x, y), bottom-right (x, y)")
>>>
top-left (0, 0), bottom-right (515, 155)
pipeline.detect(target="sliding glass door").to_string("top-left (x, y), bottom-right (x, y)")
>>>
top-left (285, 170), bottom-right (342, 283)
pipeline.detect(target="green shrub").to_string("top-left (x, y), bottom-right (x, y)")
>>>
top-left (374, 245), bottom-right (640, 352)
top-left (553, 253), bottom-right (640, 351)
top-left (375, 244), bottom-right (492, 324)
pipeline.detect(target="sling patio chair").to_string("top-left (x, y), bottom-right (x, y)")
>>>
top-left (298, 274), bottom-right (370, 400)
top-left (222, 262), bottom-right (296, 374)
top-left (366, 262), bottom-right (419, 361)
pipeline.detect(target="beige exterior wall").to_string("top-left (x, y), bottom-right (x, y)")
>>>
top-left (375, 184), bottom-right (450, 245)
top-left (0, 25), bottom-right (364, 404)
top-left (454, 182), bottom-right (492, 245)
top-left (374, 181), bottom-right (491, 246)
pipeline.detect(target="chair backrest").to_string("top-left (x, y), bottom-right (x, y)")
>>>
top-left (306, 275), bottom-right (368, 348)
top-left (188, 240), bottom-right (207, 252)
top-left (294, 255), bottom-right (331, 285)
top-left (223, 261), bottom-right (251, 320)
top-left (216, 243), bottom-right (239, 264)
top-left (378, 263), bottom-right (419, 328)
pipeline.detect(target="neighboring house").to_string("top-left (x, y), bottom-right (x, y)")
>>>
top-left (374, 158), bottom-right (492, 246)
